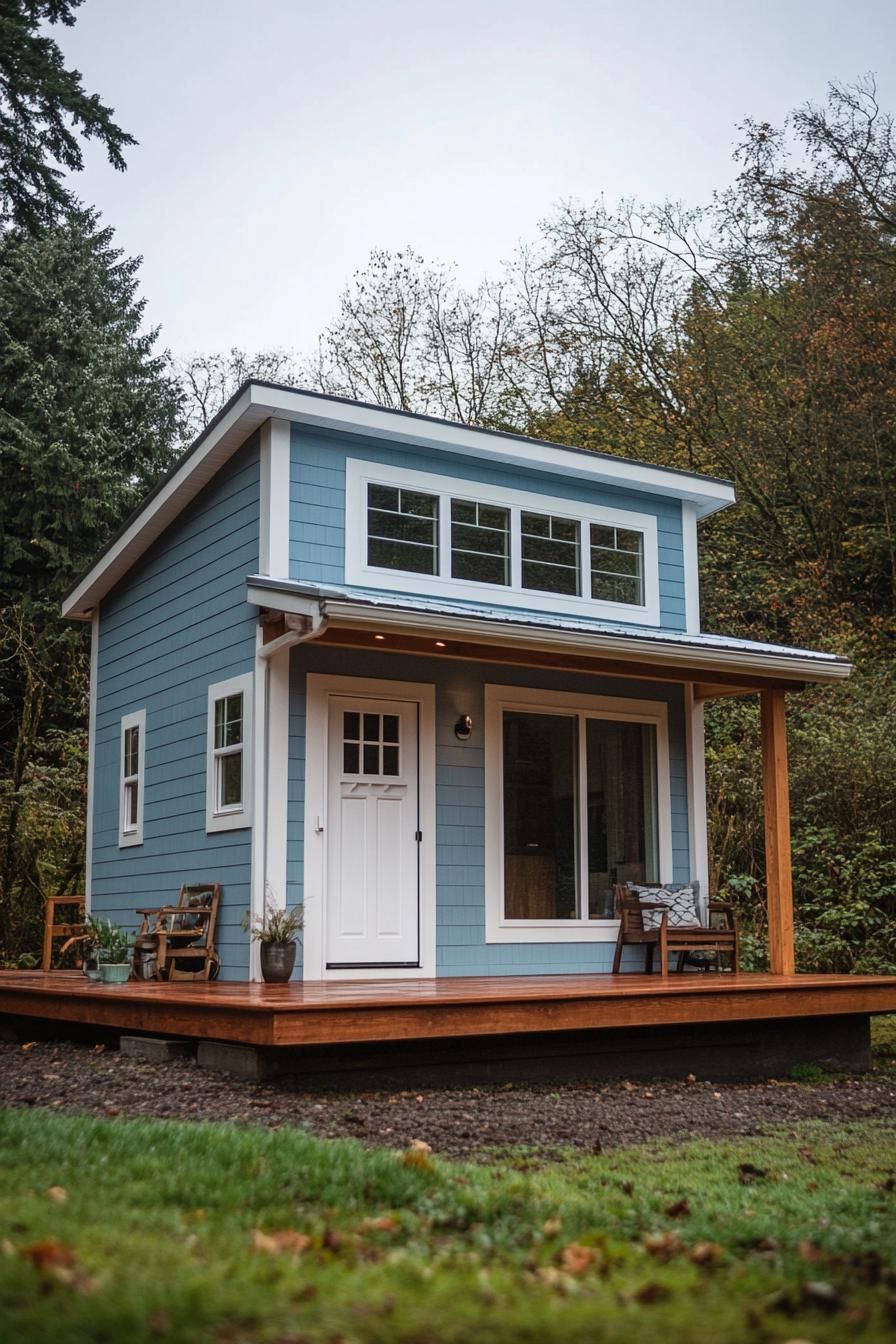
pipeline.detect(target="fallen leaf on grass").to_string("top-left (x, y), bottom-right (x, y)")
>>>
top-left (643, 1232), bottom-right (682, 1261)
top-left (21, 1042), bottom-right (37, 1051)
top-left (737, 1162), bottom-right (767, 1185)
top-left (632, 1281), bottom-right (671, 1304)
top-left (560, 1243), bottom-right (594, 1275)
top-left (798, 1239), bottom-right (827, 1263)
top-left (542, 1216), bottom-right (563, 1237)
top-left (401, 1139), bottom-right (433, 1170)
top-left (19, 1240), bottom-right (95, 1293)
top-left (250, 1229), bottom-right (312, 1256)
top-left (358, 1216), bottom-right (398, 1233)
top-left (91, 1044), bottom-right (106, 1055)
top-left (46, 1186), bottom-right (67, 1203)
top-left (664, 1198), bottom-right (690, 1219)
top-left (689, 1241), bottom-right (724, 1267)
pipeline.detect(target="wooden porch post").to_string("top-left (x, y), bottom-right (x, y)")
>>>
top-left (760, 689), bottom-right (795, 975)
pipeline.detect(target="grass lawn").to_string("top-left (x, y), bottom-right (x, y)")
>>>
top-left (0, 1102), bottom-right (894, 1343)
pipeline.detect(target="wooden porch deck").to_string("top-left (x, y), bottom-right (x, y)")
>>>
top-left (2, 970), bottom-right (895, 1048)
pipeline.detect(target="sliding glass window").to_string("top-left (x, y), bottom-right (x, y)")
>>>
top-left (501, 709), bottom-right (659, 921)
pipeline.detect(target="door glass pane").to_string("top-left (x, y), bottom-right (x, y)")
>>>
top-left (585, 719), bottom-right (658, 917)
top-left (343, 711), bottom-right (360, 740)
top-left (363, 744), bottom-right (380, 775)
top-left (502, 712), bottom-right (577, 919)
top-left (343, 742), bottom-right (360, 774)
top-left (382, 714), bottom-right (399, 743)
top-left (218, 751), bottom-right (243, 808)
top-left (363, 713), bottom-right (380, 742)
top-left (382, 745), bottom-right (399, 776)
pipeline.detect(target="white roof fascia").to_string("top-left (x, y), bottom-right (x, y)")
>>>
top-left (64, 382), bottom-right (734, 620)
top-left (62, 385), bottom-right (270, 619)
top-left (244, 582), bottom-right (851, 685)
top-left (251, 384), bottom-right (735, 517)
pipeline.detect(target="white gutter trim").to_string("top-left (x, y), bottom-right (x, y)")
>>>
top-left (311, 599), bottom-right (850, 683)
top-left (257, 607), bottom-right (328, 660)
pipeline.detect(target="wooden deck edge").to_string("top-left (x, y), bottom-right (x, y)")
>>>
top-left (268, 984), bottom-right (896, 1045)
top-left (0, 989), bottom-right (278, 1046)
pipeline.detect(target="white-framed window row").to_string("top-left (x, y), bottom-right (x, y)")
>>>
top-left (484, 685), bottom-right (673, 943)
top-left (119, 708), bottom-right (146, 848)
top-left (345, 459), bottom-right (661, 625)
top-left (206, 673), bottom-right (254, 833)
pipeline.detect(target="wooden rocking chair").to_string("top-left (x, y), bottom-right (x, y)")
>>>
top-left (133, 884), bottom-right (222, 982)
top-left (611, 884), bottom-right (739, 976)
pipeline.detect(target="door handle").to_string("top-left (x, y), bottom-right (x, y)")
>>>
top-left (315, 815), bottom-right (325, 834)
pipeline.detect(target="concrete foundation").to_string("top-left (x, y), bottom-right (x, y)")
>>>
top-left (120, 1035), bottom-right (195, 1063)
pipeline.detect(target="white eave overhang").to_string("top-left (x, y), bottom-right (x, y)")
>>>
top-left (246, 578), bottom-right (852, 687)
top-left (62, 381), bottom-right (736, 620)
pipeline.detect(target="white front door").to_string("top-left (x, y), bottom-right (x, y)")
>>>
top-left (325, 695), bottom-right (421, 968)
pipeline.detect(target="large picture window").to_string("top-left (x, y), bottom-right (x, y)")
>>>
top-left (347, 460), bottom-right (661, 625)
top-left (486, 686), bottom-right (672, 941)
top-left (206, 673), bottom-right (253, 832)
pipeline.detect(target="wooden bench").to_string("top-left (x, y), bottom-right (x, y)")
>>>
top-left (612, 884), bottom-right (739, 975)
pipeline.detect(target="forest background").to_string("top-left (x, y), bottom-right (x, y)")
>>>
top-left (2, 2), bottom-right (894, 973)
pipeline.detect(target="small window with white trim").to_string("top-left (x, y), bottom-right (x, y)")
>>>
top-left (119, 709), bottom-right (145, 847)
top-left (206, 673), bottom-right (253, 832)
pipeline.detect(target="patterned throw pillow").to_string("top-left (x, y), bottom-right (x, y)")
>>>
top-left (629, 884), bottom-right (700, 930)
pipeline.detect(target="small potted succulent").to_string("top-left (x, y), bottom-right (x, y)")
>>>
top-left (243, 893), bottom-right (303, 983)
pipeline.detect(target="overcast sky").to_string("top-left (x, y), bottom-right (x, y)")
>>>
top-left (60, 0), bottom-right (896, 359)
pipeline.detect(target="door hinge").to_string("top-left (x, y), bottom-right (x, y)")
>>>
top-left (415, 830), bottom-right (423, 842)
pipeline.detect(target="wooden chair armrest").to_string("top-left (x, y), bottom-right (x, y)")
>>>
top-left (708, 901), bottom-right (734, 910)
top-left (136, 906), bottom-right (190, 917)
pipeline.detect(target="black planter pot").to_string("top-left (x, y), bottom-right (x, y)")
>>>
top-left (260, 940), bottom-right (297, 983)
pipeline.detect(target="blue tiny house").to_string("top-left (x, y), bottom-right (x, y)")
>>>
top-left (63, 382), bottom-right (852, 983)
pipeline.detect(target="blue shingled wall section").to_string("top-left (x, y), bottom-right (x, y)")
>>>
top-left (90, 435), bottom-right (260, 978)
top-left (289, 424), bottom-right (686, 631)
top-left (287, 644), bottom-right (689, 978)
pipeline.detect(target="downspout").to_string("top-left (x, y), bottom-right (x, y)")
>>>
top-left (252, 606), bottom-right (328, 979)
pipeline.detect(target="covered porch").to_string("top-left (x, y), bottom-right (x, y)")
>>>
top-left (253, 576), bottom-right (853, 981)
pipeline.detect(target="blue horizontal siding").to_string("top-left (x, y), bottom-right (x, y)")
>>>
top-left (287, 644), bottom-right (690, 979)
top-left (290, 425), bottom-right (688, 631)
top-left (90, 435), bottom-right (261, 978)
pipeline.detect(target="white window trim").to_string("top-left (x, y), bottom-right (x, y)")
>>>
top-left (484, 684), bottom-right (673, 944)
top-left (118, 708), bottom-right (145, 848)
top-left (206, 673), bottom-right (254, 833)
top-left (345, 459), bottom-right (661, 625)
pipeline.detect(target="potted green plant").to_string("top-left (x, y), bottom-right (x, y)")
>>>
top-left (243, 894), bottom-right (303, 983)
top-left (92, 919), bottom-right (132, 984)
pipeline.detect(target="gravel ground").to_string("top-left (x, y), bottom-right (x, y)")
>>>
top-left (2, 1038), bottom-right (895, 1159)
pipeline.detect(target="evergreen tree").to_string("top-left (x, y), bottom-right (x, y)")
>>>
top-left (0, 0), bottom-right (134, 230)
top-left (0, 209), bottom-right (182, 957)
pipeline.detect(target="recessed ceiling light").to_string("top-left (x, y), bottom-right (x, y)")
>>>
top-left (374, 634), bottom-right (385, 641)
top-left (435, 640), bottom-right (446, 648)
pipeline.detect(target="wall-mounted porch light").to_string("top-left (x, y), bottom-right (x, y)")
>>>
top-left (454, 714), bottom-right (473, 741)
